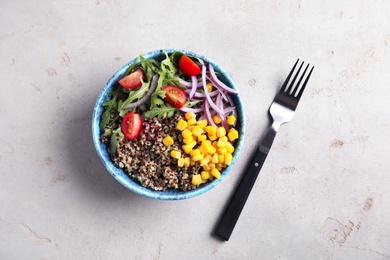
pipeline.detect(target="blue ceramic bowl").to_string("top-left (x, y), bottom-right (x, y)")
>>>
top-left (92, 49), bottom-right (245, 200)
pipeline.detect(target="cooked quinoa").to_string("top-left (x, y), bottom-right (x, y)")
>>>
top-left (101, 114), bottom-right (200, 191)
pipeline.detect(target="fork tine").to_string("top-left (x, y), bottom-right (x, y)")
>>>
top-left (287, 61), bottom-right (304, 94)
top-left (281, 59), bottom-right (299, 92)
top-left (292, 63), bottom-right (309, 97)
top-left (295, 65), bottom-right (314, 99)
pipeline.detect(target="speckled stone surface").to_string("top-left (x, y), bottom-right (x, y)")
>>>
top-left (1, 1), bottom-right (390, 259)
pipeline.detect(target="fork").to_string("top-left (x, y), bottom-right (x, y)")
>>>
top-left (214, 59), bottom-right (314, 241)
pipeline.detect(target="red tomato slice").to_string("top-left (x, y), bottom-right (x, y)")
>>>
top-left (118, 69), bottom-right (144, 89)
top-left (178, 54), bottom-right (201, 76)
top-left (162, 85), bottom-right (187, 108)
top-left (121, 112), bottom-right (143, 140)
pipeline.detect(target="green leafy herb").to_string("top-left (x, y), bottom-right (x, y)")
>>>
top-left (143, 103), bottom-right (178, 119)
top-left (100, 87), bottom-right (121, 131)
top-left (110, 127), bottom-right (123, 155)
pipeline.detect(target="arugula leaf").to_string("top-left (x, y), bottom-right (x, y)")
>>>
top-left (143, 103), bottom-right (178, 119)
top-left (100, 87), bottom-right (120, 131)
top-left (110, 126), bottom-right (123, 155)
top-left (119, 78), bottom-right (151, 117)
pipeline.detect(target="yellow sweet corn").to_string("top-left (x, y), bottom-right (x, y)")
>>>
top-left (224, 153), bottom-right (233, 165)
top-left (197, 119), bottom-right (208, 128)
top-left (163, 136), bottom-right (174, 146)
top-left (216, 126), bottom-right (226, 137)
top-left (208, 135), bottom-right (217, 141)
top-left (182, 144), bottom-right (192, 154)
top-left (226, 142), bottom-right (235, 153)
top-left (217, 147), bottom-right (227, 155)
top-left (212, 115), bottom-right (221, 124)
top-left (191, 154), bottom-right (204, 162)
top-left (178, 158), bottom-right (185, 167)
top-left (227, 115), bottom-right (236, 125)
top-left (201, 170), bottom-right (211, 180)
top-left (198, 134), bottom-right (207, 142)
top-left (211, 168), bottom-right (221, 178)
top-left (217, 136), bottom-right (228, 147)
top-left (182, 129), bottom-right (192, 139)
top-left (206, 82), bottom-right (213, 92)
top-left (170, 150), bottom-right (181, 159)
top-left (211, 153), bottom-right (219, 164)
top-left (183, 136), bottom-right (194, 145)
top-left (203, 164), bottom-right (211, 171)
top-left (192, 174), bottom-right (202, 185)
top-left (185, 111), bottom-right (196, 120)
top-left (228, 128), bottom-right (239, 142)
top-left (176, 119), bottom-right (188, 131)
top-left (205, 125), bottom-right (217, 136)
top-left (218, 154), bottom-right (225, 163)
top-left (184, 157), bottom-right (190, 168)
top-left (187, 118), bottom-right (197, 126)
top-left (190, 149), bottom-right (201, 157)
top-left (191, 125), bottom-right (203, 137)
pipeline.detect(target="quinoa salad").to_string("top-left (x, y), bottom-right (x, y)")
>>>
top-left (100, 51), bottom-right (240, 192)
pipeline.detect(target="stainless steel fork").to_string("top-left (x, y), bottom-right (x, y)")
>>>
top-left (214, 59), bottom-right (314, 241)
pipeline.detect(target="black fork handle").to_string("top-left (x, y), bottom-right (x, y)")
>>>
top-left (214, 128), bottom-right (276, 241)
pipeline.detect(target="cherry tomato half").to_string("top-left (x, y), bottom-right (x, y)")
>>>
top-left (162, 85), bottom-right (187, 108)
top-left (118, 69), bottom-right (145, 89)
top-left (178, 54), bottom-right (201, 76)
top-left (121, 112), bottom-right (143, 140)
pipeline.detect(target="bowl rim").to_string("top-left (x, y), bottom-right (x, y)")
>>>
top-left (92, 48), bottom-right (246, 200)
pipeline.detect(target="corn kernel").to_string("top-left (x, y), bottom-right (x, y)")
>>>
top-left (188, 140), bottom-right (197, 149)
top-left (203, 164), bottom-right (211, 171)
top-left (217, 136), bottom-right (228, 147)
top-left (183, 136), bottom-right (194, 145)
top-left (191, 125), bottom-right (203, 137)
top-left (190, 158), bottom-right (196, 166)
top-left (211, 168), bottom-right (221, 178)
top-left (206, 82), bottom-right (213, 92)
top-left (198, 134), bottom-right (207, 142)
top-left (212, 115), bottom-right (221, 124)
top-left (191, 154), bottom-right (204, 161)
top-left (211, 153), bottom-right (219, 164)
top-left (192, 174), bottom-right (202, 185)
top-left (216, 126), bottom-right (226, 137)
top-left (182, 144), bottom-right (192, 154)
top-left (170, 150), bottom-right (181, 159)
top-left (178, 158), bottom-right (185, 167)
top-left (216, 164), bottom-right (223, 171)
top-left (226, 142), bottom-right (235, 153)
top-left (200, 154), bottom-right (211, 166)
top-left (197, 119), bottom-right (208, 128)
top-left (218, 147), bottom-right (227, 155)
top-left (190, 149), bottom-right (201, 157)
top-left (206, 145), bottom-right (216, 154)
top-left (176, 119), bottom-right (188, 131)
top-left (212, 141), bottom-right (218, 148)
top-left (201, 171), bottom-right (211, 180)
top-left (206, 126), bottom-right (217, 136)
top-left (227, 115), bottom-right (236, 125)
top-left (208, 163), bottom-right (216, 169)
top-left (224, 153), bottom-right (233, 165)
top-left (228, 128), bottom-right (239, 142)
top-left (218, 154), bottom-right (225, 163)
top-left (184, 157), bottom-right (190, 167)
top-left (208, 135), bottom-right (217, 141)
top-left (185, 112), bottom-right (196, 120)
top-left (187, 118), bottom-right (197, 126)
top-left (162, 135), bottom-right (174, 146)
top-left (182, 129), bottom-right (192, 139)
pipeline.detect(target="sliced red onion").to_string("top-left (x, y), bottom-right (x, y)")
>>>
top-left (202, 66), bottom-right (224, 115)
top-left (184, 89), bottom-right (219, 99)
top-left (180, 106), bottom-right (203, 114)
top-left (122, 74), bottom-right (159, 110)
top-left (223, 106), bottom-right (236, 115)
top-left (189, 76), bottom-right (197, 100)
top-left (203, 98), bottom-right (217, 127)
top-left (208, 64), bottom-right (239, 94)
top-left (177, 77), bottom-right (203, 89)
